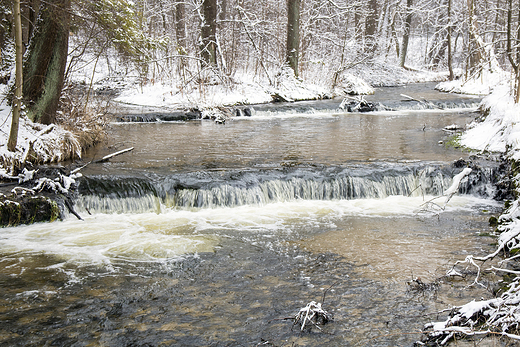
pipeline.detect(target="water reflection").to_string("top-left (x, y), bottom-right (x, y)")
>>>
top-left (84, 108), bottom-right (475, 175)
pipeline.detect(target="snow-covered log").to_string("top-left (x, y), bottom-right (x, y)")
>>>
top-left (93, 147), bottom-right (134, 163)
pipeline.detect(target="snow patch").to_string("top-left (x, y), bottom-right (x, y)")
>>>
top-left (0, 93), bottom-right (81, 173)
top-left (459, 84), bottom-right (520, 157)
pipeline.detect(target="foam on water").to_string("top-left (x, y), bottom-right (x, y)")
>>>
top-left (0, 194), bottom-right (498, 267)
top-left (243, 104), bottom-right (479, 120)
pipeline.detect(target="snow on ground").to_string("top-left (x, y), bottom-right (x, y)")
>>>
top-left (433, 62), bottom-right (520, 159)
top-left (422, 71), bottom-right (520, 344)
top-left (436, 68), bottom-right (510, 95)
top-left (0, 87), bottom-right (81, 176)
top-left (114, 67), bottom-right (332, 109)
top-left (113, 64), bottom-right (446, 109)
top-left (459, 83), bottom-right (520, 158)
top-left (115, 78), bottom-right (273, 108)
top-left (349, 60), bottom-right (447, 87)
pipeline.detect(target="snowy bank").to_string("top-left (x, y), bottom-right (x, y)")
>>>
top-left (114, 68), bottom-right (335, 109)
top-left (0, 94), bottom-right (81, 175)
top-left (421, 77), bottom-right (520, 345)
top-left (459, 84), bottom-right (520, 159)
top-left (112, 66), bottom-right (448, 110)
top-left (435, 69), bottom-right (509, 95)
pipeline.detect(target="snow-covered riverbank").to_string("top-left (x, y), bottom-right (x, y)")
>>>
top-left (421, 77), bottom-right (520, 344)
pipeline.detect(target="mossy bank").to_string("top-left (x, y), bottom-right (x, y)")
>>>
top-left (0, 194), bottom-right (60, 227)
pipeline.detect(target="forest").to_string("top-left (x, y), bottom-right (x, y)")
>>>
top-left (1, 0), bottom-right (520, 128)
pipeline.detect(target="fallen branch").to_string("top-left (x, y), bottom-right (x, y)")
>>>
top-left (93, 147), bottom-right (134, 163)
top-left (416, 168), bottom-right (472, 214)
top-left (293, 301), bottom-right (332, 331)
top-left (63, 196), bottom-right (83, 221)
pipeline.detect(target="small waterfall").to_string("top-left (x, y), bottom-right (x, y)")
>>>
top-left (171, 175), bottom-right (431, 209)
top-left (72, 163), bottom-right (498, 214)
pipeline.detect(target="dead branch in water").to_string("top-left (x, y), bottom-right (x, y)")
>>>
top-left (93, 147), bottom-right (134, 163)
top-left (293, 300), bottom-right (332, 332)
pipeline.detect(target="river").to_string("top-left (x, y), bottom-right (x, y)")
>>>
top-left (0, 83), bottom-right (504, 346)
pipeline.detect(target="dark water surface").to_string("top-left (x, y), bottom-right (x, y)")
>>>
top-left (0, 84), bottom-right (503, 346)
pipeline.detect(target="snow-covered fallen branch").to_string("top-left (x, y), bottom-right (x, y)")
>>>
top-left (421, 169), bottom-right (520, 345)
top-left (416, 168), bottom-right (472, 214)
top-left (293, 301), bottom-right (332, 331)
top-left (93, 147), bottom-right (134, 163)
top-left (422, 280), bottom-right (520, 345)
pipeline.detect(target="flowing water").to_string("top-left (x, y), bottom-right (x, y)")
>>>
top-left (0, 83), bottom-right (506, 346)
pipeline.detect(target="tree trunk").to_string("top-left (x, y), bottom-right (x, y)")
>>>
top-left (388, 8), bottom-right (400, 58)
top-left (23, 0), bottom-right (70, 124)
top-left (365, 0), bottom-right (378, 54)
top-left (286, 0), bottom-right (300, 77)
top-left (399, 0), bottom-right (413, 68)
top-left (517, 3), bottom-right (520, 67)
top-left (8, 0), bottom-right (23, 152)
top-left (175, 0), bottom-right (187, 78)
top-left (507, 0), bottom-right (520, 102)
top-left (466, 0), bottom-right (482, 76)
top-left (447, 0), bottom-right (454, 80)
top-left (21, 0), bottom-right (39, 47)
top-left (201, 0), bottom-right (218, 67)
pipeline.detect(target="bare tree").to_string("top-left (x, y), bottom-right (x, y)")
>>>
top-left (175, 0), bottom-right (188, 78)
top-left (399, 0), bottom-right (413, 68)
top-left (507, 0), bottom-right (520, 102)
top-left (365, 0), bottom-right (378, 54)
top-left (286, 0), bottom-right (300, 77)
top-left (8, 0), bottom-right (22, 152)
top-left (201, 0), bottom-right (218, 66)
top-left (465, 0), bottom-right (483, 77)
top-left (447, 0), bottom-right (454, 80)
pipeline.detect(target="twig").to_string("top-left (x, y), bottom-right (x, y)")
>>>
top-left (70, 161), bottom-right (92, 175)
top-left (63, 196), bottom-right (83, 221)
top-left (321, 281), bottom-right (339, 305)
top-left (407, 184), bottom-right (424, 198)
top-left (487, 266), bottom-right (520, 275)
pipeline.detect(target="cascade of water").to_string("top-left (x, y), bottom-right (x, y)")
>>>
top-left (74, 164), bottom-right (498, 214)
